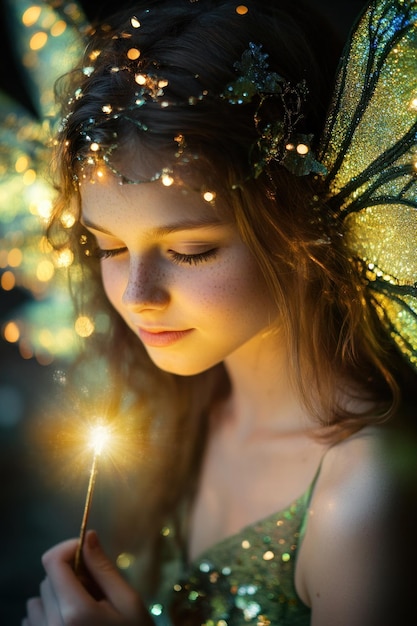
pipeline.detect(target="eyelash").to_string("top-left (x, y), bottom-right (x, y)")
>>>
top-left (94, 247), bottom-right (126, 260)
top-left (94, 247), bottom-right (218, 265)
top-left (169, 248), bottom-right (218, 265)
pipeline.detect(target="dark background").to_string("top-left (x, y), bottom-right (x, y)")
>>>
top-left (0, 1), bottom-right (366, 624)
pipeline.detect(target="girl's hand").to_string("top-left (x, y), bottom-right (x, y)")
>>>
top-left (22, 530), bottom-right (154, 626)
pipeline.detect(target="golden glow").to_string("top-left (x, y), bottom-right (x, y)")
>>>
top-left (31, 197), bottom-right (53, 219)
top-left (89, 424), bottom-right (111, 455)
top-left (75, 315), bottom-right (95, 338)
top-left (22, 6), bottom-right (42, 27)
top-left (203, 191), bottom-right (216, 202)
top-left (89, 49), bottom-right (101, 61)
top-left (50, 19), bottom-right (66, 37)
top-left (29, 31), bottom-right (48, 51)
top-left (8, 248), bottom-right (23, 268)
top-left (296, 143), bottom-right (309, 155)
top-left (90, 142), bottom-right (100, 152)
top-left (127, 48), bottom-right (140, 60)
top-left (23, 169), bottom-right (36, 186)
top-left (15, 155), bottom-right (29, 173)
top-left (36, 259), bottom-right (55, 282)
top-left (3, 321), bottom-right (20, 343)
top-left (39, 236), bottom-right (53, 254)
top-left (161, 173), bottom-right (174, 186)
top-left (55, 248), bottom-right (74, 268)
top-left (236, 5), bottom-right (249, 15)
top-left (60, 211), bottom-right (76, 228)
top-left (135, 73), bottom-right (147, 85)
top-left (1, 271), bottom-right (16, 291)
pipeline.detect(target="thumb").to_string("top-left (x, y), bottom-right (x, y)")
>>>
top-left (82, 530), bottom-right (144, 618)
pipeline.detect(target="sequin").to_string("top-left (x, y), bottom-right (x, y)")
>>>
top-left (154, 479), bottom-right (317, 625)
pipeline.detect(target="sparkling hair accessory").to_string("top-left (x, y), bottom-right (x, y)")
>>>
top-left (222, 42), bottom-right (327, 178)
top-left (71, 39), bottom-right (326, 189)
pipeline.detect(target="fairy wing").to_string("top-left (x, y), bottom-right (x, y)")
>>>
top-left (318, 0), bottom-right (417, 370)
top-left (0, 0), bottom-right (88, 361)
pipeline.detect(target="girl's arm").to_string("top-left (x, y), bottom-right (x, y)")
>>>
top-left (22, 531), bottom-right (154, 626)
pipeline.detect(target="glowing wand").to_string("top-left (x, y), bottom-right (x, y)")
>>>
top-left (74, 424), bottom-right (110, 574)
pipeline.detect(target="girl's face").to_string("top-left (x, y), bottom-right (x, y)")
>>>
top-left (80, 172), bottom-right (277, 375)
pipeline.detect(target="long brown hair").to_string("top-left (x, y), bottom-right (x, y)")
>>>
top-left (47, 0), bottom-right (413, 586)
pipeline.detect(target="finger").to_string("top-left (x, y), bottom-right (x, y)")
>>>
top-left (42, 538), bottom-right (80, 566)
top-left (82, 531), bottom-right (145, 618)
top-left (41, 540), bottom-right (96, 611)
top-left (40, 578), bottom-right (64, 626)
top-left (25, 597), bottom-right (45, 626)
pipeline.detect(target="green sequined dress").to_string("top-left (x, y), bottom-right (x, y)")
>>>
top-left (148, 474), bottom-right (319, 626)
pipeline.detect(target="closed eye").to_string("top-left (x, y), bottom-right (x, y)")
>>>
top-left (169, 248), bottom-right (218, 265)
top-left (95, 246), bottom-right (127, 260)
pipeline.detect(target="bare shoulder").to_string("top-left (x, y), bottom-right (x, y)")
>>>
top-left (296, 425), bottom-right (417, 625)
top-left (315, 426), bottom-right (396, 510)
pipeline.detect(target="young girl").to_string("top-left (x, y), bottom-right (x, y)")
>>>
top-left (22, 0), bottom-right (417, 624)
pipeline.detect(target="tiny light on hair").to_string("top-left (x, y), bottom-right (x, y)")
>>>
top-left (296, 143), bottom-right (309, 155)
top-left (236, 5), bottom-right (249, 15)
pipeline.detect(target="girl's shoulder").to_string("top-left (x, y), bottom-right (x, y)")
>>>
top-left (295, 424), bottom-right (417, 624)
top-left (306, 425), bottom-right (399, 544)
top-left (309, 422), bottom-right (417, 535)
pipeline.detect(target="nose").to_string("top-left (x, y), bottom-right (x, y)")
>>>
top-left (122, 256), bottom-right (170, 312)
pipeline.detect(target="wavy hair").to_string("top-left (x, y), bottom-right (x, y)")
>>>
top-left (47, 0), bottom-right (413, 588)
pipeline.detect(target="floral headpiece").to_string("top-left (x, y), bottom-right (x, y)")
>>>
top-left (72, 41), bottom-right (326, 190)
top-left (221, 43), bottom-right (326, 178)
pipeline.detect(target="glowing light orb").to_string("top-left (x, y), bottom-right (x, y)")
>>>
top-left (296, 143), bottom-right (309, 155)
top-left (161, 173), bottom-right (174, 187)
top-left (22, 6), bottom-right (42, 27)
top-left (127, 48), bottom-right (140, 60)
top-left (203, 191), bottom-right (216, 202)
top-left (236, 5), bottom-right (249, 15)
top-left (89, 424), bottom-right (111, 455)
top-left (30, 32), bottom-right (48, 51)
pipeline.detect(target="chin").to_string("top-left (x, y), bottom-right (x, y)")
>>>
top-left (149, 354), bottom-right (219, 377)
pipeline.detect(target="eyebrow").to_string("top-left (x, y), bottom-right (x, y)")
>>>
top-left (81, 215), bottom-right (224, 237)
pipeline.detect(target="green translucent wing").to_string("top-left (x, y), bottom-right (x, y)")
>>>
top-left (0, 0), bottom-right (88, 362)
top-left (319, 0), bottom-right (417, 370)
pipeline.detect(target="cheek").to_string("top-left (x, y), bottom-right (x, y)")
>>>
top-left (194, 253), bottom-right (275, 322)
top-left (100, 263), bottom-right (127, 312)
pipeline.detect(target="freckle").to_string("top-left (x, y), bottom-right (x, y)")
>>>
top-left (316, 592), bottom-right (321, 598)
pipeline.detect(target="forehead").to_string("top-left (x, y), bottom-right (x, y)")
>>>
top-left (79, 172), bottom-right (229, 231)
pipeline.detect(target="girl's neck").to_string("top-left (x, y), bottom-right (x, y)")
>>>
top-left (221, 328), bottom-right (313, 439)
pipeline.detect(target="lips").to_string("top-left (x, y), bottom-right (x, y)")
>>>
top-left (137, 327), bottom-right (193, 347)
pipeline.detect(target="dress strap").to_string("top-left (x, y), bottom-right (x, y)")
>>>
top-left (298, 455), bottom-right (325, 542)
